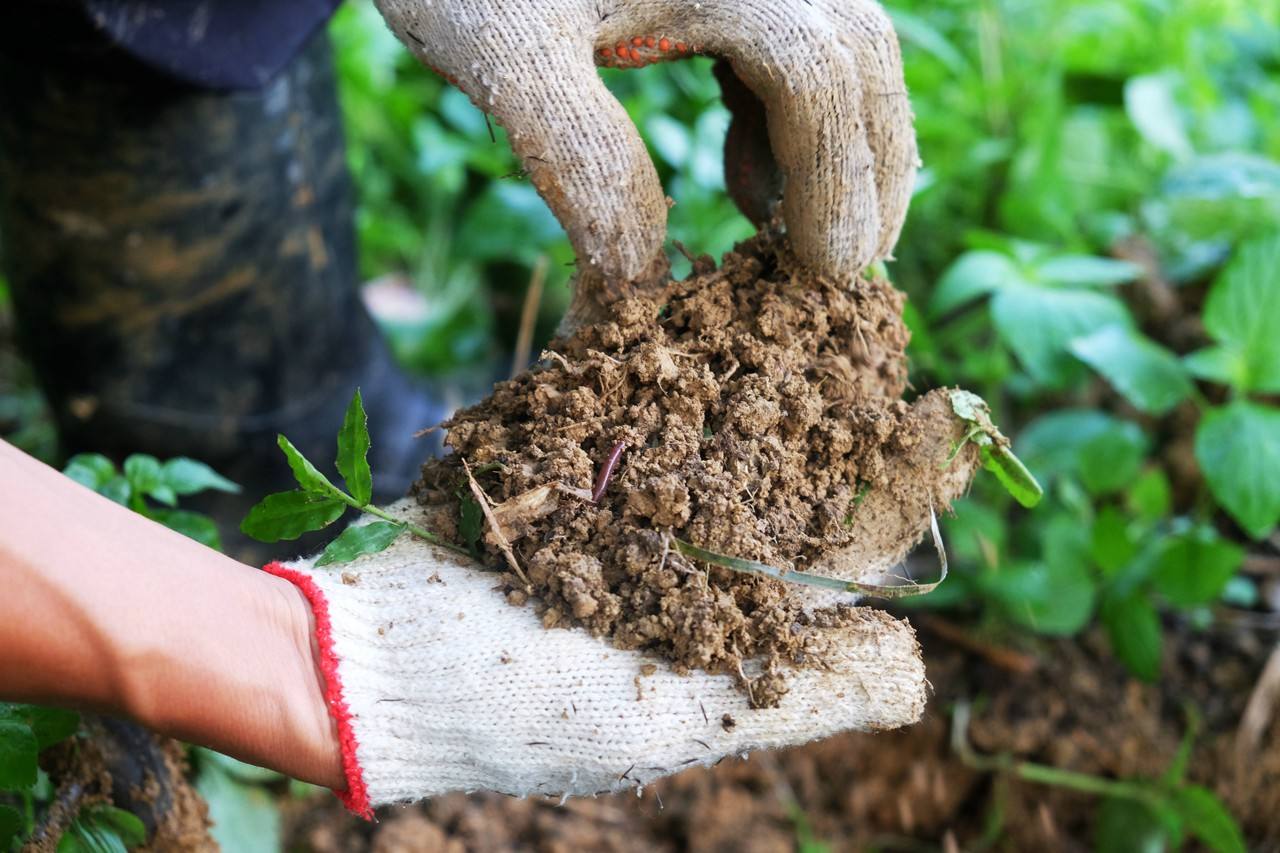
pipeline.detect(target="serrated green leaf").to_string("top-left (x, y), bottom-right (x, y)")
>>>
top-left (240, 491), bottom-right (345, 543)
top-left (122, 454), bottom-right (163, 495)
top-left (931, 250), bottom-right (1023, 316)
top-left (161, 458), bottom-right (240, 496)
top-left (0, 803), bottom-right (22, 848)
top-left (1195, 401), bottom-right (1280, 539)
top-left (1070, 325), bottom-right (1193, 415)
top-left (1125, 72), bottom-right (1193, 160)
top-left (1172, 785), bottom-right (1245, 853)
top-left (315, 521), bottom-right (403, 566)
top-left (0, 718), bottom-right (38, 790)
top-left (992, 287), bottom-right (1132, 387)
top-left (153, 509), bottom-right (222, 550)
top-left (1152, 527), bottom-right (1243, 607)
top-left (1095, 796), bottom-right (1169, 853)
top-left (277, 435), bottom-right (341, 497)
top-left (1202, 235), bottom-right (1280, 394)
top-left (336, 390), bottom-right (373, 507)
top-left (63, 454), bottom-right (117, 491)
top-left (1101, 593), bottom-right (1162, 681)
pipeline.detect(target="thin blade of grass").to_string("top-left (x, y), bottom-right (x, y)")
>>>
top-left (672, 509), bottom-right (947, 599)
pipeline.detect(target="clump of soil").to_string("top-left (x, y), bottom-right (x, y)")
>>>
top-left (414, 234), bottom-right (962, 705)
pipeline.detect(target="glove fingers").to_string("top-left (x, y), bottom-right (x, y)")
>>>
top-left (375, 0), bottom-right (669, 295)
top-left (824, 0), bottom-right (918, 260)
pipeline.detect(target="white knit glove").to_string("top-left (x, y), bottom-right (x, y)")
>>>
top-left (373, 0), bottom-right (916, 293)
top-left (265, 501), bottom-right (927, 818)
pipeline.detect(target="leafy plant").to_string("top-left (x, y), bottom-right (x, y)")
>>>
top-left (63, 454), bottom-right (239, 550)
top-left (240, 389), bottom-right (466, 564)
top-left (954, 702), bottom-right (1245, 853)
top-left (0, 703), bottom-right (83, 849)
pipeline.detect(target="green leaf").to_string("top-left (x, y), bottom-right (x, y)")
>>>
top-left (122, 454), bottom-right (163, 495)
top-left (1095, 796), bottom-right (1169, 853)
top-left (240, 491), bottom-right (346, 543)
top-left (1125, 73), bottom-right (1193, 160)
top-left (1101, 593), bottom-right (1162, 681)
top-left (1171, 785), bottom-right (1246, 853)
top-left (0, 718), bottom-right (38, 790)
top-left (196, 762), bottom-right (281, 853)
top-left (25, 706), bottom-right (79, 750)
top-left (336, 389), bottom-right (373, 507)
top-left (315, 521), bottom-right (403, 567)
top-left (161, 458), bottom-right (240, 496)
top-left (1070, 325), bottom-right (1193, 415)
top-left (1078, 422), bottom-right (1150, 496)
top-left (195, 748), bottom-right (284, 784)
top-left (153, 509), bottom-right (222, 550)
top-left (1016, 410), bottom-right (1118, 481)
top-left (993, 518), bottom-right (1096, 635)
top-left (991, 287), bottom-right (1132, 387)
top-left (1090, 506), bottom-right (1136, 575)
top-left (85, 807), bottom-right (146, 847)
top-left (930, 250), bottom-right (1023, 316)
top-left (1195, 401), bottom-right (1280, 539)
top-left (63, 454), bottom-right (117, 491)
top-left (1152, 526), bottom-right (1244, 608)
top-left (0, 803), bottom-right (22, 848)
top-left (99, 477), bottom-right (131, 506)
top-left (1034, 255), bottom-right (1142, 288)
top-left (1127, 469), bottom-right (1172, 521)
top-left (1183, 346), bottom-right (1247, 389)
top-left (277, 435), bottom-right (342, 497)
top-left (978, 440), bottom-right (1043, 508)
top-left (1202, 235), bottom-right (1280, 394)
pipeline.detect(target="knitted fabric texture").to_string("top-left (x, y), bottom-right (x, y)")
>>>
top-left (274, 501), bottom-right (926, 812)
top-left (373, 0), bottom-right (916, 292)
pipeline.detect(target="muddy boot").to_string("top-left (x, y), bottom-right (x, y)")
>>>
top-left (0, 6), bottom-right (449, 561)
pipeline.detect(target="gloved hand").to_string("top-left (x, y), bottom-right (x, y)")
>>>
top-left (264, 500), bottom-right (932, 819)
top-left (373, 0), bottom-right (916, 294)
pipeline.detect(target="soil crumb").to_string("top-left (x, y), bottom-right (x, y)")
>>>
top-left (415, 234), bottom-right (955, 705)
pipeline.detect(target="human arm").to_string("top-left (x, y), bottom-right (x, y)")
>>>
top-left (0, 438), bottom-right (344, 788)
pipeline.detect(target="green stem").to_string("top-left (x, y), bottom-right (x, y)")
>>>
top-left (334, 492), bottom-right (472, 557)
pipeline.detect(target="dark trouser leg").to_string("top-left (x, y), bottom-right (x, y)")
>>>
top-left (0, 10), bottom-right (444, 559)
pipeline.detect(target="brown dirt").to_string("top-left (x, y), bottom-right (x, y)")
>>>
top-left (282, 619), bottom-right (1280, 852)
top-left (413, 235), bottom-right (971, 705)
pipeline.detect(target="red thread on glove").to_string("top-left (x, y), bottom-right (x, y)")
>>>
top-left (263, 562), bottom-right (374, 821)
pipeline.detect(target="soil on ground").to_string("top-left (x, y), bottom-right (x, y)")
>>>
top-left (413, 235), bottom-right (966, 705)
top-left (282, 618), bottom-right (1280, 851)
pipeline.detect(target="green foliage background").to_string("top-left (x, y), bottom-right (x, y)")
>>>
top-left (1, 0), bottom-right (1278, 849)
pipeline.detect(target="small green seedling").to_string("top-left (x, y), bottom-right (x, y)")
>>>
top-left (948, 390), bottom-right (1043, 509)
top-left (64, 452), bottom-right (239, 550)
top-left (240, 389), bottom-right (467, 565)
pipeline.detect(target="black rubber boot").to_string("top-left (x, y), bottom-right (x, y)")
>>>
top-left (0, 8), bottom-right (449, 561)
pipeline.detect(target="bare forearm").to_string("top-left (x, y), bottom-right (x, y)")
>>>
top-left (0, 440), bottom-right (342, 787)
